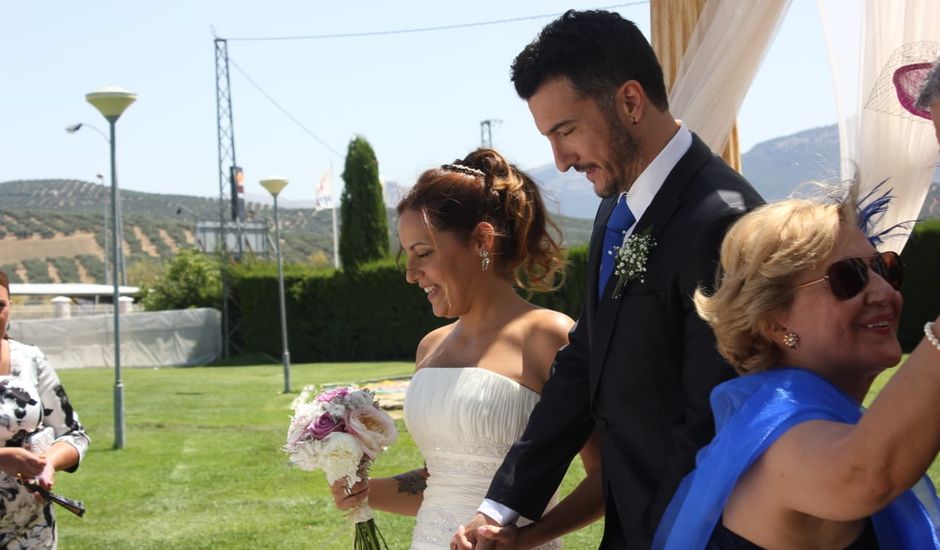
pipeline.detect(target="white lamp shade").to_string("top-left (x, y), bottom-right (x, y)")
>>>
top-left (260, 177), bottom-right (289, 196)
top-left (86, 86), bottom-right (137, 119)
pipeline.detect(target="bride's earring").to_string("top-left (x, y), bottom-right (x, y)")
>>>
top-left (783, 331), bottom-right (799, 349)
top-left (480, 249), bottom-right (490, 272)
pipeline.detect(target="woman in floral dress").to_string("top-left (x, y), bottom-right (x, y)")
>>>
top-left (0, 270), bottom-right (90, 549)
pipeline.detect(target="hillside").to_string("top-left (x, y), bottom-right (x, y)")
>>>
top-left (7, 121), bottom-right (936, 285)
top-left (0, 179), bottom-right (592, 284)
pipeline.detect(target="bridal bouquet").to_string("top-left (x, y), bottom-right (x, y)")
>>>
top-left (284, 385), bottom-right (398, 550)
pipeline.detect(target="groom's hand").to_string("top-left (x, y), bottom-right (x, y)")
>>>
top-left (476, 523), bottom-right (519, 549)
top-left (452, 512), bottom-right (498, 549)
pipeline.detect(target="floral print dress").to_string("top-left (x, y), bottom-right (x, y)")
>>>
top-left (0, 340), bottom-right (89, 549)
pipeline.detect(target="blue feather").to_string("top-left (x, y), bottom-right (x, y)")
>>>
top-left (857, 179), bottom-right (915, 246)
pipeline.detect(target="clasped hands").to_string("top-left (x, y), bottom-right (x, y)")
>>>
top-left (451, 512), bottom-right (522, 549)
top-left (0, 447), bottom-right (55, 502)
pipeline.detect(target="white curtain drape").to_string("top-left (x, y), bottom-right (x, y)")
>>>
top-left (817, 0), bottom-right (940, 252)
top-left (669, 0), bottom-right (792, 154)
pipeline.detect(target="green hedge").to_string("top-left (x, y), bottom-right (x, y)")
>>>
top-left (527, 246), bottom-right (588, 319)
top-left (899, 219), bottom-right (940, 352)
top-left (230, 221), bottom-right (939, 362)
top-left (233, 260), bottom-right (446, 362)
top-left (232, 246), bottom-right (591, 362)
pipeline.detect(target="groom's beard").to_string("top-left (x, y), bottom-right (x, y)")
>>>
top-left (596, 115), bottom-right (642, 199)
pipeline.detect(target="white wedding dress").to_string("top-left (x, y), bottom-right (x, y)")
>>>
top-left (404, 367), bottom-right (561, 550)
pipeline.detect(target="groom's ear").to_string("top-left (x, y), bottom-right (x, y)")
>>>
top-left (470, 222), bottom-right (496, 252)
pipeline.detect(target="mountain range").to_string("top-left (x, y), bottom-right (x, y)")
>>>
top-left (530, 123), bottom-right (939, 220)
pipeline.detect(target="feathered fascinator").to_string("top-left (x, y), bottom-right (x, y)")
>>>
top-left (856, 179), bottom-right (914, 246)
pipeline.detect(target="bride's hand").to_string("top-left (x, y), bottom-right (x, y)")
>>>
top-left (330, 476), bottom-right (369, 511)
top-left (476, 524), bottom-right (522, 549)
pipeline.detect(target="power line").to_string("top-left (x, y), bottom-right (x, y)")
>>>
top-left (228, 57), bottom-right (344, 158)
top-left (225, 3), bottom-right (648, 42)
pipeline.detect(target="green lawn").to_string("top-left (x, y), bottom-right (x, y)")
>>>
top-left (53, 362), bottom-right (603, 549)
top-left (50, 361), bottom-right (938, 549)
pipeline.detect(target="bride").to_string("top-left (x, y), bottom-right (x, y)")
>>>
top-left (330, 149), bottom-right (603, 549)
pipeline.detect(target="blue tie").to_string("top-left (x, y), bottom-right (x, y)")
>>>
top-left (598, 195), bottom-right (636, 297)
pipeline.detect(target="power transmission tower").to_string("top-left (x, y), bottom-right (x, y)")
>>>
top-left (480, 119), bottom-right (502, 148)
top-left (214, 37), bottom-right (241, 358)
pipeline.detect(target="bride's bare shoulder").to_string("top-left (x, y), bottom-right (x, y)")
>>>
top-left (415, 322), bottom-right (457, 366)
top-left (524, 307), bottom-right (575, 341)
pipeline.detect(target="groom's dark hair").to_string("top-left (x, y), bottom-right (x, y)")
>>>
top-left (511, 9), bottom-right (669, 111)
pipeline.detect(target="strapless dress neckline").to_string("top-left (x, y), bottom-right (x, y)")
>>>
top-left (404, 367), bottom-right (560, 550)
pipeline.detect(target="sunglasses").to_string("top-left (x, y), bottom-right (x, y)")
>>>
top-left (794, 251), bottom-right (903, 301)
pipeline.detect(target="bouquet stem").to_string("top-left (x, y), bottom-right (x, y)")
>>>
top-left (346, 460), bottom-right (388, 549)
top-left (353, 517), bottom-right (389, 550)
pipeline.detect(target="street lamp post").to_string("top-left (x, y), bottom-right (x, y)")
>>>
top-left (67, 123), bottom-right (127, 286)
top-left (97, 174), bottom-right (109, 286)
top-left (260, 176), bottom-right (291, 393)
top-left (85, 86), bottom-right (136, 449)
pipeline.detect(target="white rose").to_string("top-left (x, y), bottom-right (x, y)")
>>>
top-left (319, 432), bottom-right (364, 486)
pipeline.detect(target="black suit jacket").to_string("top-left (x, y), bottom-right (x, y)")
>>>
top-left (485, 134), bottom-right (764, 548)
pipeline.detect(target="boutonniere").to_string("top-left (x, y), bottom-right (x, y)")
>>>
top-left (611, 227), bottom-right (656, 299)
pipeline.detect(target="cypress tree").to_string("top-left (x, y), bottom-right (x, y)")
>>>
top-left (339, 136), bottom-right (389, 270)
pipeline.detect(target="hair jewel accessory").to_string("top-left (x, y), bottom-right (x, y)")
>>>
top-left (441, 163), bottom-right (485, 178)
top-left (783, 331), bottom-right (799, 349)
top-left (480, 249), bottom-right (490, 272)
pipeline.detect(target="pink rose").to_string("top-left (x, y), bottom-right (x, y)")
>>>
top-left (345, 406), bottom-right (398, 459)
top-left (307, 413), bottom-right (344, 440)
top-left (316, 387), bottom-right (349, 402)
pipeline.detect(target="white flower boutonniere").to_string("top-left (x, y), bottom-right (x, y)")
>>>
top-left (611, 227), bottom-right (656, 299)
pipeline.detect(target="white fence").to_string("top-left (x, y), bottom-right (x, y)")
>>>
top-left (10, 308), bottom-right (221, 369)
top-left (15, 302), bottom-right (144, 321)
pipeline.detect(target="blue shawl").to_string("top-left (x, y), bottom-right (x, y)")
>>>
top-left (654, 368), bottom-right (940, 549)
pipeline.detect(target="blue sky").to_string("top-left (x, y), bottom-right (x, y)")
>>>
top-left (1, 1), bottom-right (835, 204)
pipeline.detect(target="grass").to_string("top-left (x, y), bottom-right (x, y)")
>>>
top-left (52, 362), bottom-right (603, 549)
top-left (51, 360), bottom-right (940, 549)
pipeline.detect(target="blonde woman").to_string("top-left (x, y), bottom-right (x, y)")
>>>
top-left (655, 186), bottom-right (940, 549)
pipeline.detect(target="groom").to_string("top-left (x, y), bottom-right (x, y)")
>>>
top-left (454, 10), bottom-right (763, 549)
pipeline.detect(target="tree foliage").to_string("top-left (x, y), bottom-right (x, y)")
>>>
top-left (139, 249), bottom-right (221, 311)
top-left (339, 136), bottom-right (389, 270)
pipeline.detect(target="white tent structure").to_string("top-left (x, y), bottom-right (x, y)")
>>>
top-left (652, 0), bottom-right (939, 252)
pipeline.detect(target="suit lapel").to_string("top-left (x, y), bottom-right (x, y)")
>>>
top-left (588, 134), bottom-right (714, 399)
top-left (586, 197), bottom-right (617, 319)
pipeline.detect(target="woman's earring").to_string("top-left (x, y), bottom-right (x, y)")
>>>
top-left (783, 331), bottom-right (799, 349)
top-left (480, 249), bottom-right (490, 272)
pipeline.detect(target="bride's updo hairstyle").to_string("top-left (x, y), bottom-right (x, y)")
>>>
top-left (397, 148), bottom-right (564, 291)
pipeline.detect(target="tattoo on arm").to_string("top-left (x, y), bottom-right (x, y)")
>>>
top-left (394, 470), bottom-right (428, 496)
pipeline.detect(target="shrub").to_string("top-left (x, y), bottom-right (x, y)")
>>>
top-left (899, 219), bottom-right (940, 351)
top-left (139, 249), bottom-right (221, 311)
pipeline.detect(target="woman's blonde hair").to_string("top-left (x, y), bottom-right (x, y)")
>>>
top-left (694, 187), bottom-right (858, 374)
